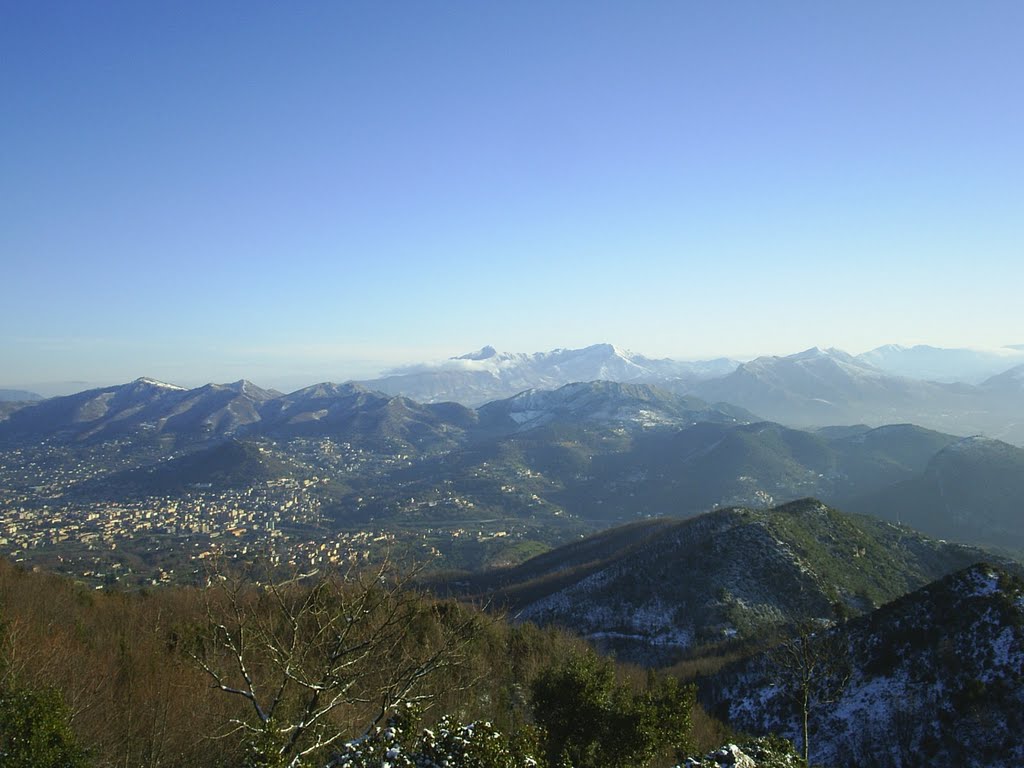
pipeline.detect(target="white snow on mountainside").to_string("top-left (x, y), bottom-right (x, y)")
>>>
top-left (707, 565), bottom-right (1024, 768)
top-left (134, 377), bottom-right (187, 391)
top-left (359, 343), bottom-right (740, 405)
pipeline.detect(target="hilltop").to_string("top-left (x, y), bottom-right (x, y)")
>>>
top-left (444, 499), bottom-right (1004, 663)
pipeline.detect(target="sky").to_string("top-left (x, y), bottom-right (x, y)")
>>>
top-left (3, 1), bottom-right (1023, 393)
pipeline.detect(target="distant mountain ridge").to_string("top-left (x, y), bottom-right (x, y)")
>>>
top-left (846, 436), bottom-right (1024, 552)
top-left (475, 381), bottom-right (755, 433)
top-left (0, 376), bottom-right (748, 452)
top-left (688, 346), bottom-right (1024, 444)
top-left (356, 343), bottom-right (1024, 444)
top-left (0, 377), bottom-right (279, 444)
top-left (6, 341), bottom-right (1024, 443)
top-left (359, 343), bottom-right (740, 405)
top-left (0, 388), bottom-right (44, 402)
top-left (856, 343), bottom-right (1024, 383)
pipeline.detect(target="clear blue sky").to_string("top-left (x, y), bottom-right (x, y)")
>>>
top-left (3, 1), bottom-right (1022, 392)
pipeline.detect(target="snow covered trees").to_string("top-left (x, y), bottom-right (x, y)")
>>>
top-left (331, 712), bottom-right (544, 768)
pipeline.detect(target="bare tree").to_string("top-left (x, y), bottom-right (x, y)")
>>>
top-left (190, 555), bottom-right (482, 768)
top-left (769, 622), bottom-right (851, 766)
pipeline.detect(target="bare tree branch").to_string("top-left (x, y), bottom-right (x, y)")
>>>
top-left (190, 554), bottom-right (484, 766)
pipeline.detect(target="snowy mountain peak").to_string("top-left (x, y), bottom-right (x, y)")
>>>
top-left (453, 345), bottom-right (498, 361)
top-left (787, 347), bottom-right (859, 364)
top-left (789, 346), bottom-right (826, 360)
top-left (871, 343), bottom-right (908, 354)
top-left (581, 342), bottom-right (630, 358)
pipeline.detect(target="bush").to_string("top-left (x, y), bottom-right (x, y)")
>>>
top-left (530, 649), bottom-right (694, 768)
top-left (0, 683), bottom-right (90, 768)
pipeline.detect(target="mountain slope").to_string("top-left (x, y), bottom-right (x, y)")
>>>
top-left (92, 438), bottom-right (297, 494)
top-left (0, 388), bottom-right (44, 402)
top-left (458, 499), bottom-right (997, 661)
top-left (702, 564), bottom-right (1024, 768)
top-left (0, 378), bottom-right (191, 443)
top-left (257, 382), bottom-right (477, 451)
top-left (689, 347), bottom-right (1005, 439)
top-left (857, 343), bottom-right (1024, 383)
top-left (511, 420), bottom-right (957, 522)
top-left (848, 436), bottom-right (1024, 552)
top-left (981, 362), bottom-right (1024, 394)
top-left (475, 380), bottom-right (755, 434)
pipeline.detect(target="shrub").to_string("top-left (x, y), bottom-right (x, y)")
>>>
top-left (0, 683), bottom-right (91, 768)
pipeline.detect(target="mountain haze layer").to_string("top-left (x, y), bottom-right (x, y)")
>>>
top-left (856, 343), bottom-right (1024, 383)
top-left (689, 347), bottom-right (1024, 444)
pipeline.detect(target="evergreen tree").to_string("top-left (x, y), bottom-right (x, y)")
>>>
top-left (0, 683), bottom-right (90, 768)
top-left (530, 649), bottom-right (694, 768)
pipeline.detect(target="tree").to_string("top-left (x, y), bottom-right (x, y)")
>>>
top-left (190, 555), bottom-right (482, 768)
top-left (768, 622), bottom-right (850, 766)
top-left (530, 648), bottom-right (694, 768)
top-left (0, 683), bottom-right (91, 768)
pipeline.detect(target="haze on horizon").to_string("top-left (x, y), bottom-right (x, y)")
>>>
top-left (3, 3), bottom-right (1022, 393)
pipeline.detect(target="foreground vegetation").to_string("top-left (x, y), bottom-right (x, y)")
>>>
top-left (0, 556), bottom-right (741, 768)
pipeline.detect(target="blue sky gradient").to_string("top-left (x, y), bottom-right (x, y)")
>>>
top-left (3, 1), bottom-right (1022, 391)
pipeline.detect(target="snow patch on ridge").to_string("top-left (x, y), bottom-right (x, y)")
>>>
top-left (134, 377), bottom-right (186, 391)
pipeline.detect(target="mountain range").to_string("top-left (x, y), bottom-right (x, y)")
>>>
top-left (0, 377), bottom-right (747, 450)
top-left (361, 343), bottom-right (1024, 444)
top-left (359, 343), bottom-right (740, 405)
top-left (0, 388), bottom-right (43, 402)
top-left (355, 342), bottom-right (1024, 404)
top-left (4, 372), bottom-right (1023, 555)
top-left (856, 343), bottom-right (1024, 383)
top-left (3, 342), bottom-right (1023, 765)
top-left (686, 347), bottom-right (1024, 443)
top-left (5, 341), bottom-right (1024, 444)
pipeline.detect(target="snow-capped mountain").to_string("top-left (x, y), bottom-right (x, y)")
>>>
top-left (857, 343), bottom-right (1024, 384)
top-left (359, 343), bottom-right (739, 405)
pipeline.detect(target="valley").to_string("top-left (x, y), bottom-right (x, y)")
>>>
top-left (2, 350), bottom-right (1023, 589)
top-left (2, 343), bottom-right (1023, 767)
